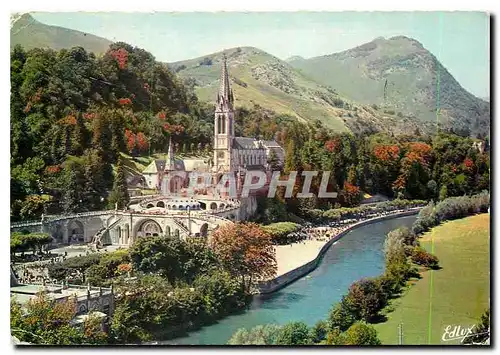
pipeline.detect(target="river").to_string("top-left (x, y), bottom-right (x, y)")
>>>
top-left (160, 215), bottom-right (417, 345)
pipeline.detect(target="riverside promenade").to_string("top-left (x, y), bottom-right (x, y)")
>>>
top-left (257, 207), bottom-right (422, 294)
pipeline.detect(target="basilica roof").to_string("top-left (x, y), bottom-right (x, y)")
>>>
top-left (232, 137), bottom-right (264, 150)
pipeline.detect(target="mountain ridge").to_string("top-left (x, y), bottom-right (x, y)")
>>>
top-left (11, 13), bottom-right (112, 54)
top-left (10, 16), bottom-right (488, 137)
top-left (169, 46), bottom-right (431, 135)
top-left (289, 36), bottom-right (489, 137)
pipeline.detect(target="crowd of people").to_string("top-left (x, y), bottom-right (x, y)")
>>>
top-left (287, 208), bottom-right (412, 245)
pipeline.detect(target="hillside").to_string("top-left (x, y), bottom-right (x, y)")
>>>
top-left (289, 36), bottom-right (490, 137)
top-left (375, 214), bottom-right (490, 344)
top-left (169, 47), bottom-right (428, 135)
top-left (10, 13), bottom-right (112, 54)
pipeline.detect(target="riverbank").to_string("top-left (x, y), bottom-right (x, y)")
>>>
top-left (258, 208), bottom-right (422, 294)
top-left (159, 214), bottom-right (418, 345)
top-left (374, 213), bottom-right (490, 345)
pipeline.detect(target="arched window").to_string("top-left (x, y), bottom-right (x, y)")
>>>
top-left (221, 116), bottom-right (226, 134)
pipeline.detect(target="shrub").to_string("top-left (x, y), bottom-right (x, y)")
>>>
top-left (275, 321), bottom-right (312, 345)
top-left (309, 320), bottom-right (328, 343)
top-left (343, 322), bottom-right (381, 345)
top-left (200, 57), bottom-right (212, 66)
top-left (411, 247), bottom-right (439, 269)
top-left (262, 222), bottom-right (301, 245)
top-left (328, 298), bottom-right (357, 332)
top-left (345, 278), bottom-right (387, 322)
top-left (228, 324), bottom-right (282, 345)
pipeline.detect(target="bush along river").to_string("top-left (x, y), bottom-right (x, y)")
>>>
top-left (159, 214), bottom-right (417, 345)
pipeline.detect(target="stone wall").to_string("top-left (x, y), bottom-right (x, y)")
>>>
top-left (256, 208), bottom-right (421, 294)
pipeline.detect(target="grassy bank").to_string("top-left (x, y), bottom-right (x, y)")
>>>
top-left (374, 213), bottom-right (490, 345)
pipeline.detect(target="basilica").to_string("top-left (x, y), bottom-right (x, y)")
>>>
top-left (142, 54), bottom-right (284, 194)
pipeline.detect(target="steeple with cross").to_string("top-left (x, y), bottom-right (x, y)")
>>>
top-left (213, 52), bottom-right (235, 172)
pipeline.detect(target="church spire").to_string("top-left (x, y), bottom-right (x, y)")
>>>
top-left (217, 53), bottom-right (233, 106)
top-left (165, 136), bottom-right (175, 171)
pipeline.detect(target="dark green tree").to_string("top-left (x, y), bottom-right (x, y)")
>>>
top-left (108, 157), bottom-right (129, 209)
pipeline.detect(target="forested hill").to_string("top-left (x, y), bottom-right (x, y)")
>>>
top-left (10, 42), bottom-right (490, 225)
top-left (11, 13), bottom-right (112, 54)
top-left (10, 42), bottom-right (215, 220)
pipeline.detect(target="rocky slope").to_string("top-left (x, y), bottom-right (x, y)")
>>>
top-left (289, 36), bottom-right (490, 137)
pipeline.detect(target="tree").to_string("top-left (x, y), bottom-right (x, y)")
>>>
top-left (309, 320), bottom-right (328, 344)
top-left (463, 308), bottom-right (490, 344)
top-left (344, 278), bottom-right (387, 322)
top-left (267, 149), bottom-right (281, 171)
top-left (209, 223), bottom-right (277, 293)
top-left (328, 298), bottom-right (357, 331)
top-left (343, 322), bottom-right (381, 345)
top-left (228, 324), bottom-right (282, 345)
top-left (108, 158), bottom-right (129, 209)
top-left (70, 112), bottom-right (89, 155)
top-left (129, 237), bottom-right (218, 285)
top-left (60, 159), bottom-right (85, 214)
top-left (129, 236), bottom-right (187, 284)
top-left (11, 293), bottom-right (108, 345)
top-left (275, 321), bottom-right (312, 345)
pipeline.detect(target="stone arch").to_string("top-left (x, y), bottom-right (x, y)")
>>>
top-left (66, 220), bottom-right (84, 244)
top-left (210, 202), bottom-right (217, 210)
top-left (200, 223), bottom-right (209, 237)
top-left (157, 201), bottom-right (165, 208)
top-left (199, 201), bottom-right (207, 210)
top-left (219, 203), bottom-right (225, 209)
top-left (135, 219), bottom-right (163, 237)
top-left (78, 304), bottom-right (87, 314)
top-left (146, 203), bottom-right (154, 208)
top-left (86, 217), bottom-right (105, 243)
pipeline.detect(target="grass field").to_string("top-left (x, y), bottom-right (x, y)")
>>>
top-left (374, 213), bottom-right (490, 345)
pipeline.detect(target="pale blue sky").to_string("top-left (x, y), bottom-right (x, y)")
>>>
top-left (32, 12), bottom-right (490, 98)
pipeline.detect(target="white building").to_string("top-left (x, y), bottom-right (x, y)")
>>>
top-left (142, 54), bottom-right (284, 191)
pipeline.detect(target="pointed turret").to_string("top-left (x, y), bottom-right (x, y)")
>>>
top-left (217, 53), bottom-right (233, 107)
top-left (165, 136), bottom-right (175, 171)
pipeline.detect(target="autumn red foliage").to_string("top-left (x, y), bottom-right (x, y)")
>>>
top-left (125, 129), bottom-right (136, 153)
top-left (58, 115), bottom-right (77, 125)
top-left (341, 182), bottom-right (362, 206)
top-left (83, 112), bottom-right (97, 120)
top-left (163, 123), bottom-right (184, 134)
top-left (45, 165), bottom-right (61, 174)
top-left (119, 98), bottom-right (132, 106)
top-left (325, 139), bottom-right (339, 153)
top-left (117, 263), bottom-right (132, 274)
top-left (373, 144), bottom-right (400, 161)
top-left (464, 158), bottom-right (474, 170)
top-left (136, 132), bottom-right (149, 152)
top-left (110, 48), bottom-right (129, 70)
top-left (209, 222), bottom-right (277, 292)
top-left (158, 111), bottom-right (166, 120)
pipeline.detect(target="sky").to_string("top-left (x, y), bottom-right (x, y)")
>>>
top-left (31, 12), bottom-right (490, 98)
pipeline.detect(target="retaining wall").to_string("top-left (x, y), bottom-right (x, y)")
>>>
top-left (256, 208), bottom-right (421, 294)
